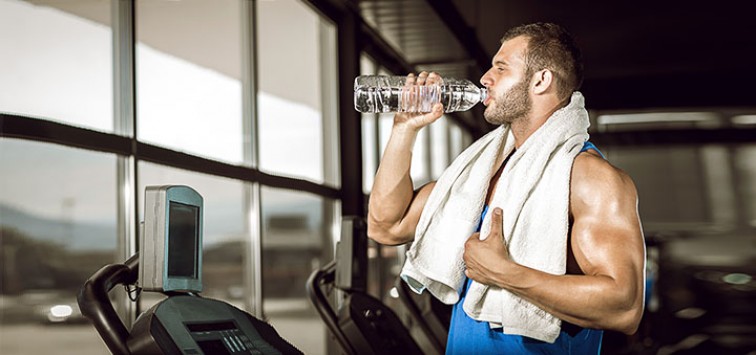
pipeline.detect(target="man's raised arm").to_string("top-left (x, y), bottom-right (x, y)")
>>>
top-left (367, 72), bottom-right (444, 245)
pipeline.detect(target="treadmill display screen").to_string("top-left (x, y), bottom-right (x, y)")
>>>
top-left (167, 201), bottom-right (199, 278)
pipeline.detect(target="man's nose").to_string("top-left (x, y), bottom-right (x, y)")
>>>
top-left (480, 70), bottom-right (492, 87)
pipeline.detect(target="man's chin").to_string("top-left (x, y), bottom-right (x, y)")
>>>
top-left (484, 115), bottom-right (503, 125)
top-left (483, 106), bottom-right (497, 124)
top-left (483, 107), bottom-right (503, 125)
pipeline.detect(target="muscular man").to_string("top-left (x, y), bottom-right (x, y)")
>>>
top-left (367, 23), bottom-right (645, 353)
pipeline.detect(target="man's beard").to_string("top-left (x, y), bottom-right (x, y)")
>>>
top-left (484, 77), bottom-right (532, 125)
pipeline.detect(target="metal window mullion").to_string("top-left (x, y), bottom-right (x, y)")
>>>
top-left (337, 9), bottom-right (364, 217)
top-left (113, 0), bottom-right (135, 139)
top-left (244, 182), bottom-right (264, 318)
top-left (320, 19), bottom-right (340, 189)
top-left (423, 121), bottom-right (432, 183)
top-left (241, 0), bottom-right (263, 318)
top-left (112, 0), bottom-right (138, 328)
top-left (319, 18), bottom-right (340, 265)
top-left (440, 116), bottom-right (451, 176)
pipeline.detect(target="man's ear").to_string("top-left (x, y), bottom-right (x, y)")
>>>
top-left (532, 69), bottom-right (553, 95)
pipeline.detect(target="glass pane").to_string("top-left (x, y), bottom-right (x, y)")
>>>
top-left (605, 146), bottom-right (710, 231)
top-left (448, 121), bottom-right (472, 162)
top-left (733, 144), bottom-right (756, 228)
top-left (257, 0), bottom-right (332, 183)
top-left (0, 138), bottom-right (117, 355)
top-left (0, 0), bottom-right (113, 132)
top-left (361, 54), bottom-right (378, 193)
top-left (136, 0), bottom-right (244, 164)
top-left (138, 162), bottom-right (248, 310)
top-left (261, 186), bottom-right (331, 354)
top-left (412, 128), bottom-right (430, 184)
top-left (362, 114), bottom-right (378, 193)
top-left (378, 113), bottom-right (430, 188)
top-left (379, 113), bottom-right (393, 157)
top-left (377, 114), bottom-right (430, 186)
top-left (430, 116), bottom-right (450, 179)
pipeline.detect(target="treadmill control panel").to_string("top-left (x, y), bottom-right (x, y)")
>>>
top-left (187, 321), bottom-right (268, 354)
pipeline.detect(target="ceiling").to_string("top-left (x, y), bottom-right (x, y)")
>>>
top-left (358, 0), bottom-right (756, 111)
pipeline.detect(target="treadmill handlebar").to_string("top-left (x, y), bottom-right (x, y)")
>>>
top-left (77, 253), bottom-right (139, 355)
top-left (306, 260), bottom-right (357, 355)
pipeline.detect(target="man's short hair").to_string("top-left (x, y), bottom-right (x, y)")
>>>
top-left (501, 22), bottom-right (583, 100)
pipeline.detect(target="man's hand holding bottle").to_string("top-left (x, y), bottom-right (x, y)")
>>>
top-left (393, 72), bottom-right (445, 133)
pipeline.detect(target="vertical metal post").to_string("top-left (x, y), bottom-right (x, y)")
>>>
top-left (337, 6), bottom-right (364, 218)
top-left (336, 3), bottom-right (369, 296)
top-left (320, 18), bottom-right (341, 264)
top-left (112, 0), bottom-right (138, 327)
top-left (241, 0), bottom-right (264, 318)
top-left (244, 183), bottom-right (264, 317)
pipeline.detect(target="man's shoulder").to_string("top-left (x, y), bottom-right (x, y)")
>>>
top-left (570, 151), bottom-right (637, 204)
top-left (573, 150), bottom-right (629, 179)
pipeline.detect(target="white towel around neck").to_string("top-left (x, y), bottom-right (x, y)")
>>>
top-left (400, 92), bottom-right (590, 343)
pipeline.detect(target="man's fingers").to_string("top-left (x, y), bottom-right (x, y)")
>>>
top-left (404, 73), bottom-right (417, 87)
top-left (426, 72), bottom-right (443, 86)
top-left (487, 207), bottom-right (504, 242)
top-left (427, 103), bottom-right (444, 119)
top-left (416, 71), bottom-right (429, 85)
top-left (405, 72), bottom-right (442, 86)
top-left (466, 232), bottom-right (481, 242)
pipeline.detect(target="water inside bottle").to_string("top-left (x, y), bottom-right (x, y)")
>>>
top-left (354, 76), bottom-right (487, 113)
top-left (399, 85), bottom-right (441, 112)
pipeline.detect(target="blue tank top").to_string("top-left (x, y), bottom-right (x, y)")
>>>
top-left (445, 142), bottom-right (605, 355)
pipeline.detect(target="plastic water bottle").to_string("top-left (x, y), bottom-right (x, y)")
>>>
top-left (354, 75), bottom-right (487, 113)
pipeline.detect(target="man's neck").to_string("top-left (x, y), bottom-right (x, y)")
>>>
top-left (511, 98), bottom-right (565, 148)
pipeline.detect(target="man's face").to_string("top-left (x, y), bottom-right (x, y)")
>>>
top-left (480, 36), bottom-right (532, 125)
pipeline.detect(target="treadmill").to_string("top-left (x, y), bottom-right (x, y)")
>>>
top-left (77, 185), bottom-right (301, 355)
top-left (306, 217), bottom-right (424, 355)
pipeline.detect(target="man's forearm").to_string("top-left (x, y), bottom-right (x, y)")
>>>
top-left (495, 263), bottom-right (644, 334)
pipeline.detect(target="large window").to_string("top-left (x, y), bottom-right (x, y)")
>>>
top-left (0, 0), bottom-right (113, 131)
top-left (136, 0), bottom-right (244, 164)
top-left (260, 186), bottom-right (335, 354)
top-left (0, 139), bottom-right (116, 355)
top-left (257, 0), bottom-right (339, 186)
top-left (1, 0), bottom-right (492, 354)
top-left (1, 1), bottom-right (341, 354)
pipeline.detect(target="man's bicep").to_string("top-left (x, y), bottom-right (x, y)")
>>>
top-left (373, 181), bottom-right (435, 245)
top-left (570, 165), bottom-right (645, 281)
top-left (571, 214), bottom-right (645, 282)
top-left (395, 181), bottom-right (436, 237)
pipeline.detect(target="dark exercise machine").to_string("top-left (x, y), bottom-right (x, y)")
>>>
top-left (394, 276), bottom-right (451, 354)
top-left (78, 185), bottom-right (301, 355)
top-left (307, 216), bottom-right (451, 355)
